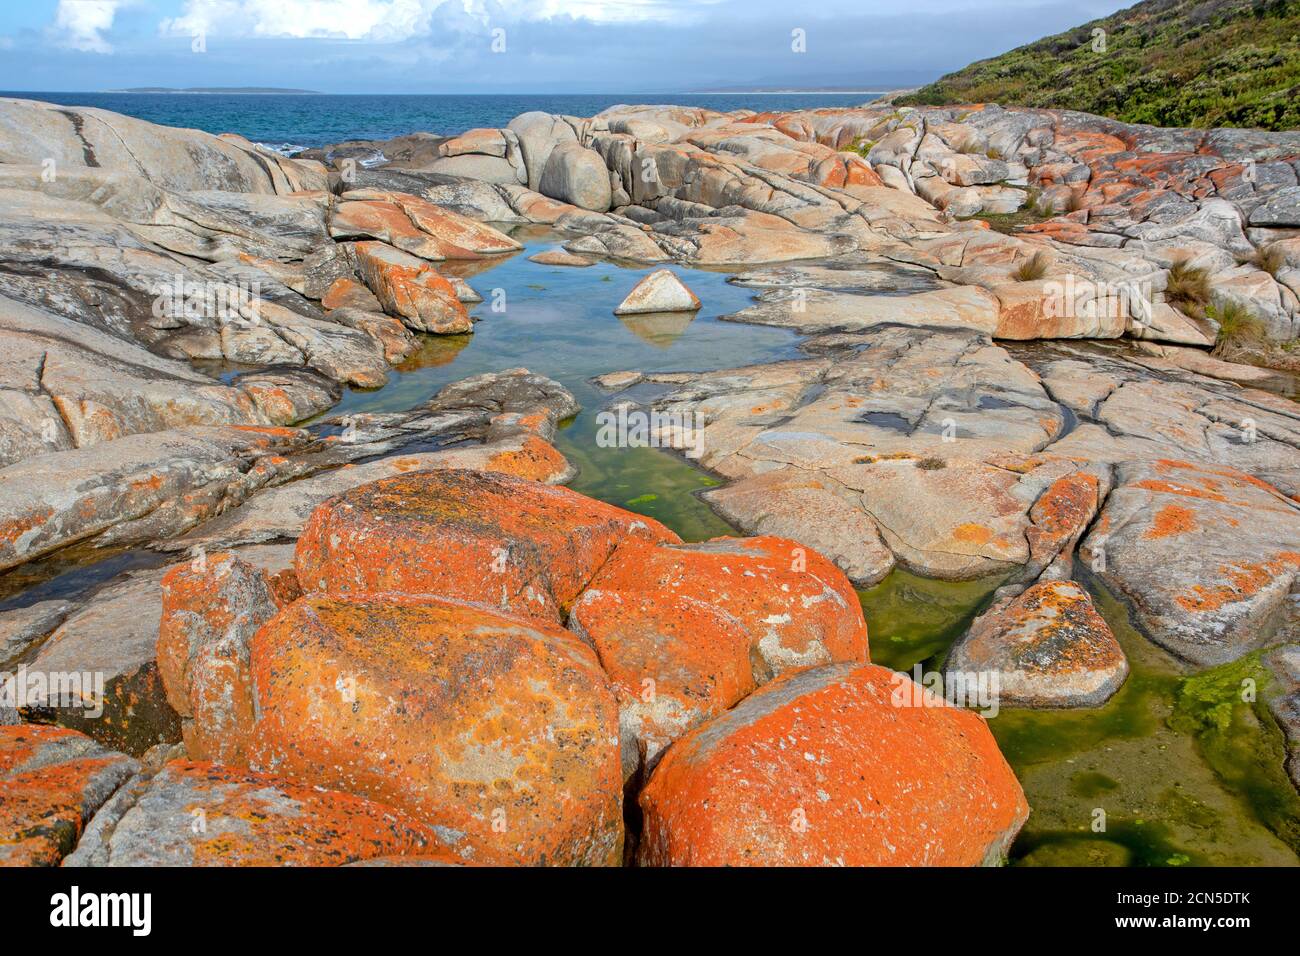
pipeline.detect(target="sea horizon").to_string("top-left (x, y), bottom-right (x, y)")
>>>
top-left (0, 89), bottom-right (885, 150)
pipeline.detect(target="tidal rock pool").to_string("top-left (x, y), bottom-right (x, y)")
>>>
top-left (305, 229), bottom-right (1300, 868)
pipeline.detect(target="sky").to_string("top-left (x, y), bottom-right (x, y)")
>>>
top-left (0, 0), bottom-right (1136, 94)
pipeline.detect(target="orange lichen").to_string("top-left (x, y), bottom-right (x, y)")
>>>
top-left (638, 664), bottom-right (1027, 866)
top-left (1145, 504), bottom-right (1197, 539)
top-left (952, 522), bottom-right (994, 545)
top-left (248, 594), bottom-right (623, 866)
top-left (1174, 552), bottom-right (1300, 612)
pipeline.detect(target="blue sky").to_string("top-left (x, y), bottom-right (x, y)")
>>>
top-left (0, 1), bottom-right (1135, 94)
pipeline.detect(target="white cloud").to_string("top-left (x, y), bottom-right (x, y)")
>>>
top-left (157, 0), bottom-right (721, 43)
top-left (54, 0), bottom-right (122, 53)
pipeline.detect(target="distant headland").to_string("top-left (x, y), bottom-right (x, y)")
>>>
top-left (105, 87), bottom-right (322, 95)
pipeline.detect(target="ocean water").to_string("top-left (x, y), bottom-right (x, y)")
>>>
top-left (0, 91), bottom-right (881, 151)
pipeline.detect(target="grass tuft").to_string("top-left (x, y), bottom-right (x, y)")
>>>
top-left (1013, 250), bottom-right (1051, 281)
top-left (1165, 260), bottom-right (1212, 317)
top-left (1210, 297), bottom-right (1269, 359)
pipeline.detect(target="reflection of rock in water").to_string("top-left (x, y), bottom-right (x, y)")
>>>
top-left (618, 310), bottom-right (697, 348)
top-left (396, 332), bottom-right (471, 371)
top-left (432, 244), bottom-right (527, 282)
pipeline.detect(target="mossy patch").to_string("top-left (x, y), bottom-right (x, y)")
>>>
top-left (1169, 650), bottom-right (1300, 854)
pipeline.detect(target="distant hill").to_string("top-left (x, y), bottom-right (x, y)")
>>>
top-left (108, 87), bottom-right (321, 95)
top-left (899, 0), bottom-right (1300, 130)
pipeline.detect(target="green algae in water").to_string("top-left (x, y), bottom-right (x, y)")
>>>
top-left (855, 566), bottom-right (1298, 866)
top-left (856, 569), bottom-right (1004, 672)
top-left (992, 580), bottom-right (1299, 867)
top-left (1169, 652), bottom-right (1300, 855)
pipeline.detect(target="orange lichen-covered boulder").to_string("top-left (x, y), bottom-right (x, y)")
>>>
top-left (295, 469), bottom-right (680, 626)
top-left (569, 535), bottom-right (869, 781)
top-left (944, 580), bottom-right (1128, 708)
top-left (577, 536), bottom-right (868, 678)
top-left (156, 553), bottom-right (287, 764)
top-left (638, 663), bottom-right (1028, 867)
top-left (569, 589), bottom-right (756, 783)
top-left (63, 760), bottom-right (441, 867)
top-left (345, 189), bottom-right (523, 259)
top-left (248, 594), bottom-right (624, 866)
top-left (1081, 459), bottom-right (1300, 666)
top-left (0, 724), bottom-right (138, 866)
top-left (330, 200), bottom-right (451, 260)
top-left (352, 241), bottom-right (471, 334)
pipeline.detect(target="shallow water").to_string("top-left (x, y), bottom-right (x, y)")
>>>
top-left (861, 566), bottom-right (1299, 866)
top-left (329, 229), bottom-right (802, 539)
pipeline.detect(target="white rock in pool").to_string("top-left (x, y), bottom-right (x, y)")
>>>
top-left (614, 269), bottom-right (702, 315)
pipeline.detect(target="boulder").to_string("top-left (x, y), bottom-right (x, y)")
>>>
top-left (508, 112), bottom-right (581, 191)
top-left (351, 241), bottom-right (472, 334)
top-left (329, 199), bottom-right (451, 260)
top-left (569, 535), bottom-right (868, 781)
top-left (0, 98), bottom-right (322, 194)
top-left (638, 663), bottom-right (1028, 866)
top-left (538, 142), bottom-right (612, 212)
top-left (529, 248), bottom-right (595, 267)
top-left (613, 269), bottom-right (702, 315)
top-left (577, 536), bottom-right (868, 679)
top-left (157, 554), bottom-right (287, 764)
top-left (1082, 459), bottom-right (1300, 666)
top-left (295, 469), bottom-right (679, 626)
top-left (944, 581), bottom-right (1128, 708)
top-left (342, 189), bottom-right (522, 258)
top-left (64, 760), bottom-right (441, 866)
top-left (0, 724), bottom-right (137, 865)
top-left (249, 594), bottom-right (623, 865)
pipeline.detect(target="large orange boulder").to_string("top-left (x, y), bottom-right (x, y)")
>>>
top-left (569, 536), bottom-right (869, 781)
top-left (0, 724), bottom-right (137, 865)
top-left (156, 553), bottom-right (290, 764)
top-left (248, 594), bottom-right (624, 866)
top-left (638, 663), bottom-right (1028, 866)
top-left (345, 189), bottom-right (523, 258)
top-left (578, 536), bottom-right (868, 678)
top-left (295, 469), bottom-right (680, 626)
top-left (352, 241), bottom-right (471, 334)
top-left (63, 760), bottom-right (441, 866)
top-left (569, 589), bottom-right (756, 782)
